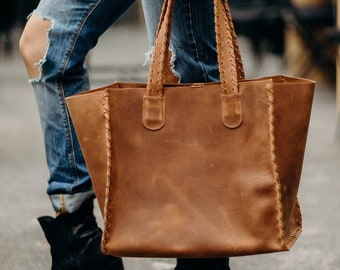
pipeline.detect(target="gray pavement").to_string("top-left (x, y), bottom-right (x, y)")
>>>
top-left (1, 25), bottom-right (340, 270)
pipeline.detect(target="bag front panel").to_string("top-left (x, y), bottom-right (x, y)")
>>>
top-left (102, 80), bottom-right (284, 257)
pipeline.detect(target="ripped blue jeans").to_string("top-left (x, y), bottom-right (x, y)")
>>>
top-left (30, 0), bottom-right (219, 213)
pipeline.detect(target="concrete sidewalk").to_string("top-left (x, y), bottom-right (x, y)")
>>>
top-left (0, 25), bottom-right (339, 270)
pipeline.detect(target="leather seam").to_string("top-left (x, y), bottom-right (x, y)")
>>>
top-left (266, 82), bottom-right (286, 249)
top-left (102, 89), bottom-right (112, 254)
top-left (285, 200), bottom-right (303, 249)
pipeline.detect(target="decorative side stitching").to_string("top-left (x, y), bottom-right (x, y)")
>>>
top-left (285, 199), bottom-right (303, 249)
top-left (102, 90), bottom-right (112, 254)
top-left (266, 82), bottom-right (285, 249)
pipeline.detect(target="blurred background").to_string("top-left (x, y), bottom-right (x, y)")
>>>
top-left (1, 0), bottom-right (340, 269)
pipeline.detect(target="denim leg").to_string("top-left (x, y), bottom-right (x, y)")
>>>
top-left (141, 0), bottom-right (219, 83)
top-left (30, 0), bottom-right (135, 212)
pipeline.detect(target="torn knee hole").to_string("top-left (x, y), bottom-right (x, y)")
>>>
top-left (20, 13), bottom-right (51, 80)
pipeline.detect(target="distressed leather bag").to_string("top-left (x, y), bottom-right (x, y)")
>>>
top-left (66, 0), bottom-right (315, 258)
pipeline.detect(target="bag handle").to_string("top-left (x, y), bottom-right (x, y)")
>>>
top-left (214, 0), bottom-right (245, 92)
top-left (146, 0), bottom-right (175, 97)
top-left (143, 0), bottom-right (244, 130)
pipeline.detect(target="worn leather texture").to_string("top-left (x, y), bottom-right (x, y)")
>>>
top-left (66, 0), bottom-right (315, 258)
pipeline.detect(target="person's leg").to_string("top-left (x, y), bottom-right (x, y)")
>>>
top-left (20, 0), bottom-right (135, 268)
top-left (142, 0), bottom-right (219, 83)
top-left (20, 0), bottom-right (135, 213)
top-left (141, 0), bottom-right (229, 269)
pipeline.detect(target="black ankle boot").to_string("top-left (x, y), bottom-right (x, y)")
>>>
top-left (38, 199), bottom-right (124, 270)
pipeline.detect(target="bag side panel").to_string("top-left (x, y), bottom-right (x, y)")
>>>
top-left (66, 91), bottom-right (108, 215)
top-left (272, 79), bottom-right (315, 246)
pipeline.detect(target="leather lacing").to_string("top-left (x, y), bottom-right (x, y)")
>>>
top-left (102, 90), bottom-right (112, 254)
top-left (266, 81), bottom-right (303, 250)
top-left (285, 201), bottom-right (303, 249)
top-left (266, 82), bottom-right (286, 250)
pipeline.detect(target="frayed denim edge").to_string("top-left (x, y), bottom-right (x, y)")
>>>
top-left (27, 10), bottom-right (54, 84)
top-left (143, 45), bottom-right (181, 82)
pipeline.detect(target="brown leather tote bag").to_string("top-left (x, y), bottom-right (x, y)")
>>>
top-left (66, 0), bottom-right (315, 258)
